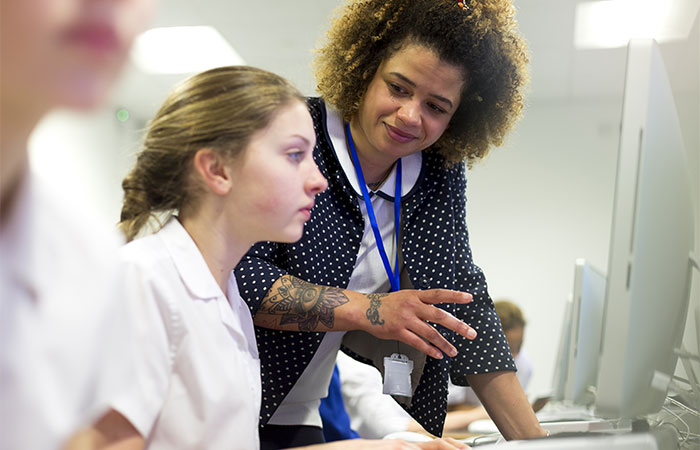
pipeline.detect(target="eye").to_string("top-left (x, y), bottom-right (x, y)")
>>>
top-left (286, 149), bottom-right (305, 163)
top-left (427, 102), bottom-right (448, 114)
top-left (388, 82), bottom-right (408, 95)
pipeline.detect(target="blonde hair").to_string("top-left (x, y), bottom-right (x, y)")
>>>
top-left (119, 66), bottom-right (305, 241)
top-left (313, 0), bottom-right (529, 166)
top-left (494, 299), bottom-right (526, 331)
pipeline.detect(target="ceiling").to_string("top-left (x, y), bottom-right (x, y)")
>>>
top-left (112, 0), bottom-right (700, 120)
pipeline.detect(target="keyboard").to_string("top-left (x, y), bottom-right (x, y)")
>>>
top-left (461, 423), bottom-right (680, 450)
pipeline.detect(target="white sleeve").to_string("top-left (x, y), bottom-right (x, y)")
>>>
top-left (514, 350), bottom-right (533, 391)
top-left (109, 258), bottom-right (185, 437)
top-left (336, 352), bottom-right (412, 439)
top-left (447, 382), bottom-right (481, 406)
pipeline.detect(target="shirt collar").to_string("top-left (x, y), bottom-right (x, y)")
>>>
top-left (158, 217), bottom-right (226, 301)
top-left (324, 102), bottom-right (422, 201)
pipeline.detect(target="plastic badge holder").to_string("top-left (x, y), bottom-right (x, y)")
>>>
top-left (383, 353), bottom-right (414, 397)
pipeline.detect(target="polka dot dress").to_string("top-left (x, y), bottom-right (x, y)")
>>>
top-left (235, 97), bottom-right (515, 437)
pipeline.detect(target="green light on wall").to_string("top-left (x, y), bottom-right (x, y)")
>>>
top-left (116, 109), bottom-right (130, 122)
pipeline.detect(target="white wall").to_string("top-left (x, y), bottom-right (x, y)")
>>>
top-left (465, 99), bottom-right (621, 398)
top-left (29, 107), bottom-right (144, 227)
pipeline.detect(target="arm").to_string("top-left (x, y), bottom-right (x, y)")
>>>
top-left (63, 410), bottom-right (144, 450)
top-left (466, 371), bottom-right (545, 440)
top-left (447, 165), bottom-right (543, 439)
top-left (253, 274), bottom-right (476, 359)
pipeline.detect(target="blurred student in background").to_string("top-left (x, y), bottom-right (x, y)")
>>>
top-left (0, 0), bottom-right (155, 448)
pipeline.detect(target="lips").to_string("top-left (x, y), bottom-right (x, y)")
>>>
top-left (384, 123), bottom-right (416, 144)
top-left (62, 23), bottom-right (122, 55)
top-left (300, 202), bottom-right (315, 220)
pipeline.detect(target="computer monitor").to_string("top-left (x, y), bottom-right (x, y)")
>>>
top-left (565, 259), bottom-right (606, 407)
top-left (550, 295), bottom-right (574, 404)
top-left (594, 39), bottom-right (696, 421)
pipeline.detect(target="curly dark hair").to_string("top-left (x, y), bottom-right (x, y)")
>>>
top-left (314, 0), bottom-right (529, 165)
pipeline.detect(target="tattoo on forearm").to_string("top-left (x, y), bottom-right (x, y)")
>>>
top-left (366, 293), bottom-right (387, 326)
top-left (260, 276), bottom-right (349, 332)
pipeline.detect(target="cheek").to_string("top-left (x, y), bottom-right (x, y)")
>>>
top-left (252, 193), bottom-right (283, 214)
top-left (2, 2), bottom-right (54, 72)
top-left (425, 117), bottom-right (451, 143)
top-left (245, 172), bottom-right (290, 215)
top-left (119, 0), bottom-right (157, 46)
top-left (362, 83), bottom-right (390, 120)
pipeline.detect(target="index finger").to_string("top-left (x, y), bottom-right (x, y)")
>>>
top-left (416, 289), bottom-right (472, 305)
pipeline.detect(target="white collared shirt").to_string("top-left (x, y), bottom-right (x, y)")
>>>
top-left (268, 104), bottom-right (422, 427)
top-left (0, 172), bottom-right (135, 449)
top-left (116, 217), bottom-right (261, 450)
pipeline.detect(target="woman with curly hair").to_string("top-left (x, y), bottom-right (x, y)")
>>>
top-left (235, 0), bottom-right (546, 446)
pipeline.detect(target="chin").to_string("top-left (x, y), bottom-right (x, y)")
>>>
top-left (269, 228), bottom-right (304, 244)
top-left (55, 69), bottom-right (118, 109)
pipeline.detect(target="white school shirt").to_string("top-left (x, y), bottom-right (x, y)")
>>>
top-left (268, 104), bottom-right (422, 427)
top-left (337, 350), bottom-right (533, 438)
top-left (116, 217), bottom-right (261, 450)
top-left (336, 352), bottom-right (412, 439)
top-left (0, 172), bottom-right (135, 449)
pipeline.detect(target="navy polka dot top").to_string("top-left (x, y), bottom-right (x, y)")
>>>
top-left (235, 97), bottom-right (516, 437)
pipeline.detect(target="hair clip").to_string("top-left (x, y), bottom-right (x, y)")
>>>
top-left (457, 1), bottom-right (470, 12)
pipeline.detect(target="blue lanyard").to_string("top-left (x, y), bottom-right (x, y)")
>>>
top-left (345, 122), bottom-right (402, 292)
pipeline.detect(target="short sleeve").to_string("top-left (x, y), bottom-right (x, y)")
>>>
top-left (109, 256), bottom-right (185, 437)
top-left (235, 241), bottom-right (287, 315)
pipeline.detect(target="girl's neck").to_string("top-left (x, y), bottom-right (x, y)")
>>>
top-left (347, 118), bottom-right (398, 186)
top-left (179, 210), bottom-right (250, 296)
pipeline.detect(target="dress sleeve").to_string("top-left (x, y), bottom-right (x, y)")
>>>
top-left (448, 164), bottom-right (516, 385)
top-left (109, 255), bottom-right (185, 437)
top-left (234, 240), bottom-right (288, 316)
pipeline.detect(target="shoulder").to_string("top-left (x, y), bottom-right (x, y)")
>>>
top-left (120, 233), bottom-right (169, 270)
top-left (119, 233), bottom-right (182, 303)
top-left (306, 96), bottom-right (326, 128)
top-left (413, 152), bottom-right (467, 200)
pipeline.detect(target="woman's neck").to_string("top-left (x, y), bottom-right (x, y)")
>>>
top-left (347, 118), bottom-right (398, 186)
top-left (179, 209), bottom-right (250, 296)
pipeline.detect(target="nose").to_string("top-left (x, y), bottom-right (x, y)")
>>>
top-left (306, 162), bottom-right (328, 196)
top-left (396, 99), bottom-right (421, 127)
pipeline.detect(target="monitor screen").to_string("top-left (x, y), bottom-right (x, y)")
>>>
top-left (566, 259), bottom-right (606, 407)
top-left (594, 39), bottom-right (696, 421)
top-left (550, 295), bottom-right (574, 404)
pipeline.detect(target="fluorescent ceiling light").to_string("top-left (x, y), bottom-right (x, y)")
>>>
top-left (131, 26), bottom-right (245, 74)
top-left (574, 0), bottom-right (699, 49)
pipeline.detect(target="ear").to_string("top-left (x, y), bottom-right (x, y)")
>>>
top-left (192, 148), bottom-right (232, 195)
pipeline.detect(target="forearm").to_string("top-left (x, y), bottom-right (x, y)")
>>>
top-left (252, 275), bottom-right (369, 332)
top-left (466, 371), bottom-right (545, 440)
top-left (253, 275), bottom-right (475, 359)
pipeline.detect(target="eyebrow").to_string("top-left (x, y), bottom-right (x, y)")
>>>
top-left (288, 135), bottom-right (313, 147)
top-left (390, 72), bottom-right (455, 109)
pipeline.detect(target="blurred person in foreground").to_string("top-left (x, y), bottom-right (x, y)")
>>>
top-left (1, 0), bottom-right (155, 448)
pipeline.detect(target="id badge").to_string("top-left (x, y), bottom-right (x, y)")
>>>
top-left (383, 353), bottom-right (414, 397)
